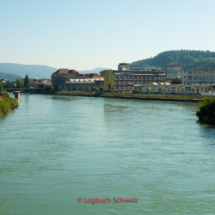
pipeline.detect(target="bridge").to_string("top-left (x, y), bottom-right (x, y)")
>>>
top-left (5, 88), bottom-right (45, 93)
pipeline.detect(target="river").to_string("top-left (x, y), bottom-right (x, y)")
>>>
top-left (0, 94), bottom-right (215, 214)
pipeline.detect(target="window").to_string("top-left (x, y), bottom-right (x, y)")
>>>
top-left (188, 76), bottom-right (192, 80)
top-left (125, 86), bottom-right (128, 90)
top-left (134, 81), bottom-right (137, 84)
top-left (129, 76), bottom-right (133, 80)
top-left (188, 71), bottom-right (193, 74)
top-left (199, 76), bottom-right (203, 80)
top-left (147, 76), bottom-right (150, 80)
top-left (134, 76), bottom-right (137, 79)
top-left (193, 76), bottom-right (198, 80)
top-left (120, 76), bottom-right (124, 79)
top-left (210, 71), bottom-right (214, 74)
top-left (151, 76), bottom-right (154, 80)
top-left (125, 81), bottom-right (128, 85)
top-left (115, 81), bottom-right (119, 85)
top-left (184, 76), bottom-right (186, 78)
top-left (185, 87), bottom-right (191, 91)
top-left (204, 75), bottom-right (209, 80)
top-left (125, 76), bottom-right (128, 80)
top-left (199, 71), bottom-right (203, 74)
top-left (210, 75), bottom-right (214, 79)
top-left (204, 71), bottom-right (209, 74)
top-left (115, 76), bottom-right (119, 79)
top-left (143, 76), bottom-right (146, 79)
top-left (120, 81), bottom-right (124, 84)
top-left (155, 77), bottom-right (158, 80)
top-left (182, 88), bottom-right (184, 91)
top-left (138, 81), bottom-right (141, 84)
top-left (193, 71), bottom-right (198, 74)
top-left (115, 86), bottom-right (119, 90)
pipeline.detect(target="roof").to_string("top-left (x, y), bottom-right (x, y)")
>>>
top-left (119, 63), bottom-right (131, 65)
top-left (52, 69), bottom-right (79, 75)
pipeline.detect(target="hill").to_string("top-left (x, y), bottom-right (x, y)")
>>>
top-left (0, 63), bottom-right (57, 79)
top-left (78, 67), bottom-right (109, 74)
top-left (0, 63), bottom-right (108, 79)
top-left (131, 50), bottom-right (215, 70)
top-left (0, 72), bottom-right (22, 81)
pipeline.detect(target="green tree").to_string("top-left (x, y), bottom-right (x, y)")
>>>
top-left (92, 86), bottom-right (99, 92)
top-left (163, 87), bottom-right (167, 94)
top-left (82, 86), bottom-right (85, 91)
top-left (119, 86), bottom-right (121, 91)
top-left (15, 79), bottom-right (24, 88)
top-left (45, 85), bottom-right (54, 93)
top-left (108, 83), bottom-right (111, 91)
top-left (172, 77), bottom-right (182, 84)
top-left (178, 86), bottom-right (182, 94)
top-left (210, 86), bottom-right (214, 93)
top-left (196, 97), bottom-right (215, 124)
top-left (192, 87), bottom-right (197, 93)
top-left (151, 85), bottom-right (155, 94)
top-left (76, 86), bottom-right (78, 91)
top-left (24, 74), bottom-right (29, 88)
top-left (70, 86), bottom-right (73, 91)
top-left (0, 83), bottom-right (4, 92)
top-left (59, 85), bottom-right (62, 90)
top-left (88, 86), bottom-right (91, 91)
top-left (146, 87), bottom-right (150, 93)
top-left (64, 85), bottom-right (67, 91)
top-left (99, 86), bottom-right (104, 92)
top-left (128, 86), bottom-right (132, 92)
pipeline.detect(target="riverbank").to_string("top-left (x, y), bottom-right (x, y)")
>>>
top-left (0, 93), bottom-right (19, 115)
top-left (55, 91), bottom-right (204, 102)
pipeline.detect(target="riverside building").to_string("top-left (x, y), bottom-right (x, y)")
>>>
top-left (182, 68), bottom-right (215, 85)
top-left (103, 63), bottom-right (165, 92)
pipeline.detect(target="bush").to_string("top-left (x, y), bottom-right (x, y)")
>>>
top-left (196, 97), bottom-right (215, 124)
top-left (0, 93), bottom-right (18, 114)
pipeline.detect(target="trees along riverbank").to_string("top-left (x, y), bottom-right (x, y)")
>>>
top-left (196, 97), bottom-right (215, 124)
top-left (0, 84), bottom-right (19, 115)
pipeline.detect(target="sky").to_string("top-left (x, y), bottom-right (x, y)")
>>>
top-left (1, 0), bottom-right (215, 70)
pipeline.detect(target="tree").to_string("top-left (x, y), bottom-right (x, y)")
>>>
top-left (178, 86), bottom-right (182, 94)
top-left (163, 87), bottom-right (167, 94)
top-left (60, 85), bottom-right (62, 90)
top-left (0, 83), bottom-right (4, 92)
top-left (99, 86), bottom-right (104, 92)
top-left (45, 85), bottom-right (54, 93)
top-left (108, 83), bottom-right (111, 91)
top-left (172, 77), bottom-right (182, 84)
top-left (119, 86), bottom-right (121, 92)
top-left (64, 85), bottom-right (67, 91)
top-left (192, 87), bottom-right (197, 93)
top-left (128, 86), bottom-right (132, 92)
top-left (70, 86), bottom-right (73, 91)
top-left (196, 97), bottom-right (215, 124)
top-left (76, 86), bottom-right (78, 91)
top-left (15, 79), bottom-right (24, 88)
top-left (24, 74), bottom-right (29, 88)
top-left (146, 87), bottom-right (149, 93)
top-left (151, 85), bottom-right (155, 94)
top-left (88, 86), bottom-right (91, 91)
top-left (210, 86), bottom-right (214, 93)
top-left (82, 86), bottom-right (85, 91)
top-left (92, 86), bottom-right (99, 92)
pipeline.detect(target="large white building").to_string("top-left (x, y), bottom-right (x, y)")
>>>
top-left (182, 69), bottom-right (215, 84)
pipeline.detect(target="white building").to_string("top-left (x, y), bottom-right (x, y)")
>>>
top-left (182, 69), bottom-right (215, 84)
top-left (134, 83), bottom-right (211, 95)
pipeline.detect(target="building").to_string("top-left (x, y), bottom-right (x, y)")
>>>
top-left (52, 68), bottom-right (102, 89)
top-left (182, 68), bottom-right (215, 84)
top-left (134, 83), bottom-right (211, 95)
top-left (104, 68), bottom-right (165, 92)
top-left (118, 63), bottom-right (131, 71)
top-left (58, 78), bottom-right (104, 91)
top-left (164, 65), bottom-right (183, 80)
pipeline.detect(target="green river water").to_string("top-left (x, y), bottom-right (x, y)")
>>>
top-left (0, 94), bottom-right (215, 215)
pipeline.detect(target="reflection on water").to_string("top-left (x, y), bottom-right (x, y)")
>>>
top-left (0, 94), bottom-right (215, 215)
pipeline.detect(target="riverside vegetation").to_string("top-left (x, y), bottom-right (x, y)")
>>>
top-left (196, 97), bottom-right (215, 124)
top-left (0, 83), bottom-right (19, 114)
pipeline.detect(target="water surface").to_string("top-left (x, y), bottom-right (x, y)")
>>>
top-left (0, 94), bottom-right (215, 214)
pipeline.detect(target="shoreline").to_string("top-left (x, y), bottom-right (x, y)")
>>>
top-left (54, 92), bottom-right (202, 103)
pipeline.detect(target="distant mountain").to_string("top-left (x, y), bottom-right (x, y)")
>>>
top-left (78, 67), bottom-right (109, 74)
top-left (0, 63), bottom-right (57, 79)
top-left (0, 72), bottom-right (22, 81)
top-left (0, 63), bottom-right (108, 79)
top-left (131, 50), bottom-right (215, 70)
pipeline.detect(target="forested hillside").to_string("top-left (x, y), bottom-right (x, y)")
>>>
top-left (131, 50), bottom-right (215, 69)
